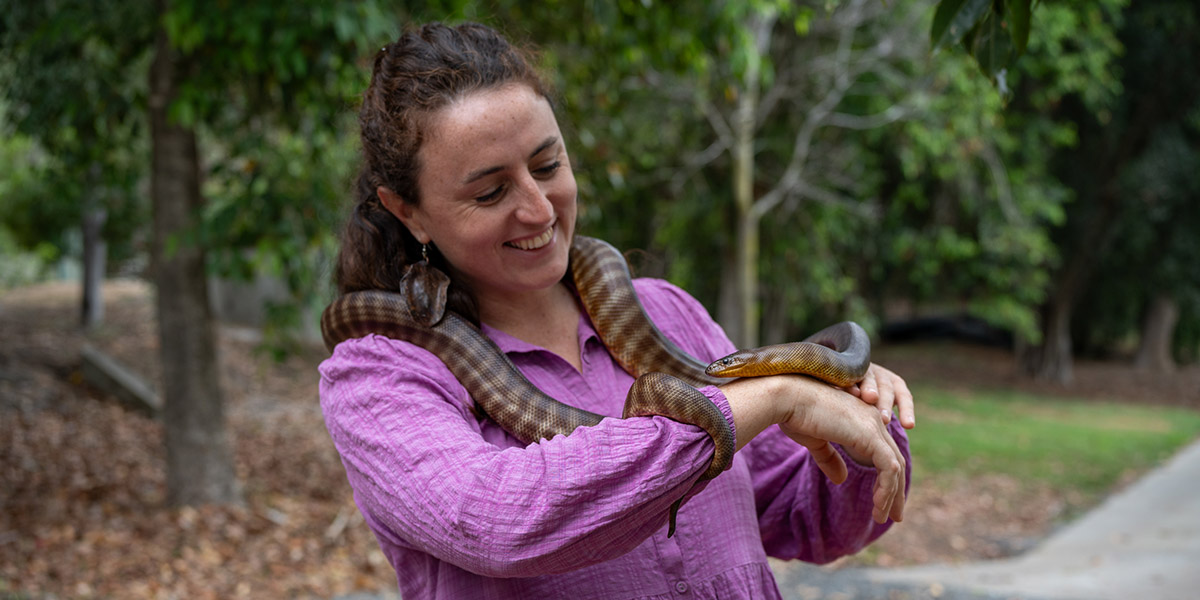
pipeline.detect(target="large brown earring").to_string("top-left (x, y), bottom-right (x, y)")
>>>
top-left (399, 242), bottom-right (449, 327)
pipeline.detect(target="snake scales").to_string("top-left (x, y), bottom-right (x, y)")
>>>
top-left (320, 235), bottom-right (871, 534)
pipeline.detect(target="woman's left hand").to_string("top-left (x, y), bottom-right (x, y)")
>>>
top-left (845, 363), bottom-right (915, 429)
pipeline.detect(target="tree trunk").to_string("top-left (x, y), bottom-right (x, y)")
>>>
top-left (761, 288), bottom-right (790, 346)
top-left (150, 2), bottom-right (241, 507)
top-left (1134, 293), bottom-right (1178, 373)
top-left (718, 248), bottom-right (744, 348)
top-left (717, 87), bottom-right (761, 350)
top-left (723, 14), bottom-right (767, 350)
top-left (1023, 295), bottom-right (1074, 385)
top-left (1021, 187), bottom-right (1123, 384)
top-left (81, 204), bottom-right (107, 329)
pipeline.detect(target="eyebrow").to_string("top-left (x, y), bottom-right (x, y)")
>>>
top-left (461, 136), bottom-right (559, 185)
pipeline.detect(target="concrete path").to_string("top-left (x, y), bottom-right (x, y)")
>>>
top-left (851, 437), bottom-right (1200, 600)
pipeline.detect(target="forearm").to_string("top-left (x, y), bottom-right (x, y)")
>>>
top-left (327, 387), bottom-right (721, 577)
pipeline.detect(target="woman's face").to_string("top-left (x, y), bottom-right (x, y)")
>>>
top-left (387, 84), bottom-right (577, 305)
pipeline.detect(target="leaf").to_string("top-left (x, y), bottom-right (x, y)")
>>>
top-left (931, 0), bottom-right (993, 52)
top-left (971, 9), bottom-right (1013, 80)
top-left (1007, 0), bottom-right (1032, 57)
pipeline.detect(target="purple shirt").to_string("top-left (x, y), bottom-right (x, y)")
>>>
top-left (319, 278), bottom-right (910, 599)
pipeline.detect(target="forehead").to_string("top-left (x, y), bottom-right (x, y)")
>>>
top-left (424, 84), bottom-right (558, 156)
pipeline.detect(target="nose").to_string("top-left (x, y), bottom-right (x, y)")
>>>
top-left (512, 174), bottom-right (554, 224)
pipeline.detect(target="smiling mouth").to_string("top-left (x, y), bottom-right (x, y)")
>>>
top-left (507, 226), bottom-right (555, 251)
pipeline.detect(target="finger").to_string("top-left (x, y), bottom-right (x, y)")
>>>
top-left (807, 439), bottom-right (849, 485)
top-left (870, 430), bottom-right (906, 523)
top-left (883, 429), bottom-right (907, 522)
top-left (874, 368), bottom-right (896, 424)
top-left (872, 452), bottom-right (903, 523)
top-left (857, 368), bottom-right (879, 405)
top-left (893, 376), bottom-right (916, 429)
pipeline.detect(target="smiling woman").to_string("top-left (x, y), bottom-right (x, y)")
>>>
top-left (319, 21), bottom-right (914, 600)
top-left (377, 84), bottom-right (578, 336)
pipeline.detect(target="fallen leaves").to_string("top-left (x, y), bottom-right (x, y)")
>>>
top-left (1, 281), bottom-right (396, 599)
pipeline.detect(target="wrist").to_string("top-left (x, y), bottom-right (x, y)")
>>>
top-left (721, 376), bottom-right (787, 451)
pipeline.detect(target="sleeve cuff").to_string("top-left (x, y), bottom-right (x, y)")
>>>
top-left (699, 384), bottom-right (737, 452)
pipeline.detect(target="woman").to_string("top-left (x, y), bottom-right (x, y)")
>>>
top-left (320, 22), bottom-right (914, 599)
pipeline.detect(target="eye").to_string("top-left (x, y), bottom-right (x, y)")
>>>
top-left (533, 160), bottom-right (561, 178)
top-left (474, 185), bottom-right (505, 203)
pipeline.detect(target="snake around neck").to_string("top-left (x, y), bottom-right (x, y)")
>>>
top-left (320, 235), bottom-right (871, 535)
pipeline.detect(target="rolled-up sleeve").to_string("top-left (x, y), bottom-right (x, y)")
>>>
top-left (319, 334), bottom-right (725, 578)
top-left (634, 278), bottom-right (912, 564)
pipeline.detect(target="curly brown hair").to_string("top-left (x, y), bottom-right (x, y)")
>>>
top-left (334, 22), bottom-right (552, 320)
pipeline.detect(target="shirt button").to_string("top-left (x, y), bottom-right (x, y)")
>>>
top-left (675, 581), bottom-right (689, 593)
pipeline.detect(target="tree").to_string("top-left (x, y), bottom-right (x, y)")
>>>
top-left (476, 0), bottom-right (941, 347)
top-left (4, 0), bottom-right (396, 505)
top-left (1022, 0), bottom-right (1200, 382)
top-left (148, 0), bottom-right (238, 505)
top-left (147, 0), bottom-right (394, 504)
top-left (0, 0), bottom-right (151, 326)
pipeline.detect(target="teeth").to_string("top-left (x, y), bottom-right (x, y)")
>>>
top-left (510, 228), bottom-right (554, 250)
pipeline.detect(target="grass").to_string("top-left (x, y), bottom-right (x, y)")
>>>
top-left (908, 384), bottom-right (1200, 498)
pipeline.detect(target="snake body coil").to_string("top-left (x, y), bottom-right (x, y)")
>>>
top-left (320, 235), bottom-right (871, 533)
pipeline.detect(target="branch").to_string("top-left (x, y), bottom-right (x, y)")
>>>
top-left (752, 21), bottom-right (858, 220)
top-left (701, 98), bottom-right (736, 151)
top-left (827, 104), bottom-right (909, 130)
top-left (979, 142), bottom-right (1022, 224)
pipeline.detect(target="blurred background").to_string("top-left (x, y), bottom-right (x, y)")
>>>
top-left (2, 1), bottom-right (1198, 599)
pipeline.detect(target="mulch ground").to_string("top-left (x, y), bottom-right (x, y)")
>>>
top-left (2, 279), bottom-right (1197, 599)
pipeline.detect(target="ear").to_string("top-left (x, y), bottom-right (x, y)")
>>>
top-left (378, 186), bottom-right (430, 244)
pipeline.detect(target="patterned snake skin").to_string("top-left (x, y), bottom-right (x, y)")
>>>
top-left (320, 235), bottom-right (871, 534)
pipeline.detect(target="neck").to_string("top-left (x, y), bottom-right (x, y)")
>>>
top-left (477, 281), bottom-right (583, 371)
top-left (477, 280), bottom-right (575, 334)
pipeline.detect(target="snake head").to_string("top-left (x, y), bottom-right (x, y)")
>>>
top-left (705, 351), bottom-right (753, 377)
top-left (399, 260), bottom-right (450, 327)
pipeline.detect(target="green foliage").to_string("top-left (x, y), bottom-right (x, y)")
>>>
top-left (155, 0), bottom-right (402, 342)
top-left (1075, 123), bottom-right (1200, 359)
top-left (0, 0), bottom-right (151, 266)
top-left (469, 0), bottom-right (1088, 344)
top-left (1047, 0), bottom-right (1199, 361)
top-left (0, 229), bottom-right (53, 289)
top-left (0, 125), bottom-right (59, 257)
top-left (1, 0), bottom-right (403, 345)
top-left (162, 1), bottom-right (395, 130)
top-left (931, 0), bottom-right (1035, 93)
top-left (4, 0), bottom-right (1193, 366)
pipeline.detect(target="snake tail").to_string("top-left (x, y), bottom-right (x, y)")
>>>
top-left (622, 371), bottom-right (735, 537)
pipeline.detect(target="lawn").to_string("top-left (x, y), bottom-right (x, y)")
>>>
top-left (838, 360), bottom-right (1200, 567)
top-left (909, 384), bottom-right (1200, 499)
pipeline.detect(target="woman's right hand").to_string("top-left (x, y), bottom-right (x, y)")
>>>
top-left (722, 374), bottom-right (907, 524)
